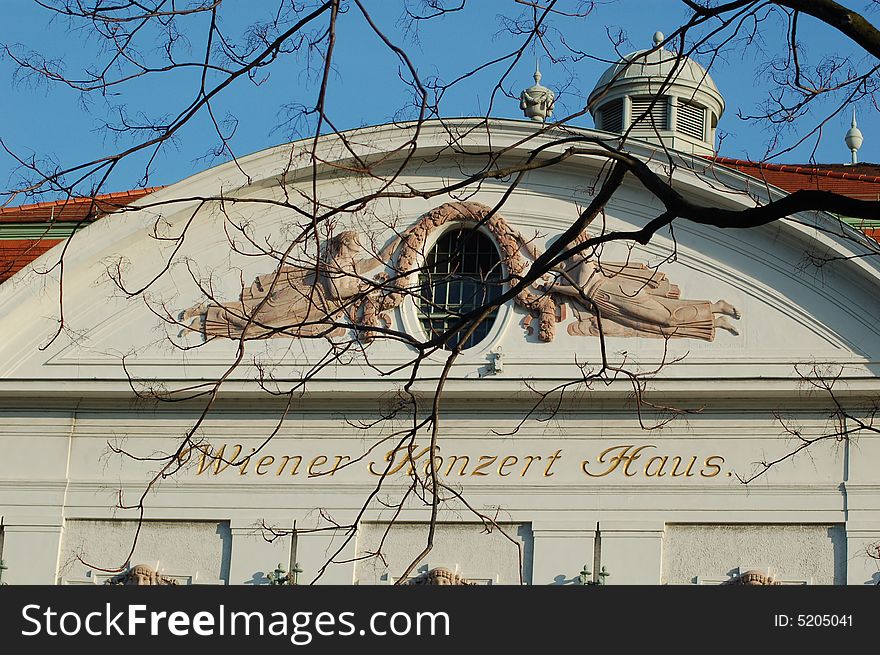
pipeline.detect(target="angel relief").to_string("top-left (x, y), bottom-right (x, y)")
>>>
top-left (179, 230), bottom-right (394, 340)
top-left (178, 201), bottom-right (740, 345)
top-left (543, 233), bottom-right (741, 341)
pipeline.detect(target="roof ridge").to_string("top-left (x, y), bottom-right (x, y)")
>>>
top-left (710, 156), bottom-right (880, 184)
top-left (0, 187), bottom-right (162, 214)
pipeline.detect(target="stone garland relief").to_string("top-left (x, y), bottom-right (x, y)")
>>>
top-left (180, 201), bottom-right (740, 343)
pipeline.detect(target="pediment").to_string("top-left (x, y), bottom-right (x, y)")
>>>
top-left (0, 121), bottom-right (878, 392)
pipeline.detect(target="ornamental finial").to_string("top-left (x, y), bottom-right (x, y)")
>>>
top-left (845, 108), bottom-right (863, 165)
top-left (519, 58), bottom-right (555, 122)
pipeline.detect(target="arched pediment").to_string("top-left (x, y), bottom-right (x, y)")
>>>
top-left (0, 119), bottom-right (877, 395)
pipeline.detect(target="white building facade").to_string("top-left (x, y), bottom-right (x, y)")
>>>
top-left (0, 115), bottom-right (878, 586)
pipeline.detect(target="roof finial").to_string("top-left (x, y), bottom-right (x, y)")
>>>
top-left (653, 31), bottom-right (664, 47)
top-left (519, 58), bottom-right (555, 122)
top-left (845, 108), bottom-right (863, 165)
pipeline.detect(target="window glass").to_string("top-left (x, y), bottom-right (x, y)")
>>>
top-left (418, 228), bottom-right (503, 350)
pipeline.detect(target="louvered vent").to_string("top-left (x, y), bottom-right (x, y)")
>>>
top-left (597, 99), bottom-right (623, 133)
top-left (630, 96), bottom-right (669, 131)
top-left (678, 101), bottom-right (705, 140)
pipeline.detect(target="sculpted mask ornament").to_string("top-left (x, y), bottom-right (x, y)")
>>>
top-left (179, 201), bottom-right (740, 345)
top-left (408, 567), bottom-right (476, 586)
top-left (105, 564), bottom-right (178, 586)
top-left (725, 570), bottom-right (780, 586)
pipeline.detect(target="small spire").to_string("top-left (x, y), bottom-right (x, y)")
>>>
top-left (653, 31), bottom-right (664, 47)
top-left (519, 58), bottom-right (555, 122)
top-left (845, 108), bottom-right (863, 165)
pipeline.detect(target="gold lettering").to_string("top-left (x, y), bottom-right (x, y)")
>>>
top-left (670, 455), bottom-right (697, 477)
top-left (308, 455), bottom-right (329, 477)
top-left (644, 455), bottom-right (668, 477)
top-left (369, 445), bottom-right (420, 477)
top-left (423, 453), bottom-right (444, 478)
top-left (329, 455), bottom-right (351, 476)
top-left (210, 444), bottom-right (242, 476)
top-left (623, 445), bottom-right (654, 476)
top-left (186, 444), bottom-right (725, 483)
top-left (582, 445), bottom-right (632, 478)
top-left (404, 447), bottom-right (431, 475)
top-left (368, 445), bottom-right (432, 476)
top-left (369, 451), bottom-right (392, 477)
top-left (498, 455), bottom-right (518, 477)
top-left (255, 456), bottom-right (275, 476)
top-left (238, 448), bottom-right (257, 475)
top-left (445, 455), bottom-right (470, 477)
top-left (195, 446), bottom-right (216, 475)
top-left (276, 455), bottom-right (303, 476)
top-left (521, 455), bottom-right (542, 477)
top-left (544, 449), bottom-right (563, 477)
top-left (386, 446), bottom-right (415, 476)
top-left (471, 455), bottom-right (497, 477)
top-left (701, 455), bottom-right (724, 477)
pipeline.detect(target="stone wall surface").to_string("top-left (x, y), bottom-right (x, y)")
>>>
top-left (59, 519), bottom-right (231, 584)
top-left (662, 523), bottom-right (845, 585)
top-left (354, 522), bottom-right (532, 585)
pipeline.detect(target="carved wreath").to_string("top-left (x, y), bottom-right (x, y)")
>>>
top-left (364, 201), bottom-right (558, 342)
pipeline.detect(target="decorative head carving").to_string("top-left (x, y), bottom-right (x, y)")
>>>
top-left (726, 569), bottom-right (780, 586)
top-left (409, 567), bottom-right (476, 586)
top-left (324, 230), bottom-right (362, 262)
top-left (106, 563), bottom-right (179, 586)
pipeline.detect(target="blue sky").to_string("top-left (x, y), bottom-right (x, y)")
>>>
top-left (1, 0), bottom-right (877, 201)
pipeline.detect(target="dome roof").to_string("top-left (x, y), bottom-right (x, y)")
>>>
top-left (588, 36), bottom-right (722, 111)
top-left (586, 33), bottom-right (725, 156)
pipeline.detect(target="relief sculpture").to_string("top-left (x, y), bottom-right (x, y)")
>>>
top-left (544, 233), bottom-right (740, 341)
top-left (408, 567), bottom-right (477, 585)
top-left (179, 201), bottom-right (741, 344)
top-left (181, 230), bottom-right (388, 340)
top-left (105, 563), bottom-right (178, 586)
top-left (724, 569), bottom-right (781, 585)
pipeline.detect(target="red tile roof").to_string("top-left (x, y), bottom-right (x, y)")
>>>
top-left (1, 161), bottom-right (877, 287)
top-left (710, 157), bottom-right (880, 201)
top-left (0, 188), bottom-right (160, 224)
top-left (0, 239), bottom-right (63, 282)
top-left (0, 188), bottom-right (159, 283)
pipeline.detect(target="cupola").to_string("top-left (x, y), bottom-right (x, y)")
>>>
top-left (587, 32), bottom-right (724, 156)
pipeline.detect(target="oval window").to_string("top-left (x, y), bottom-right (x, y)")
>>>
top-left (418, 228), bottom-right (503, 350)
